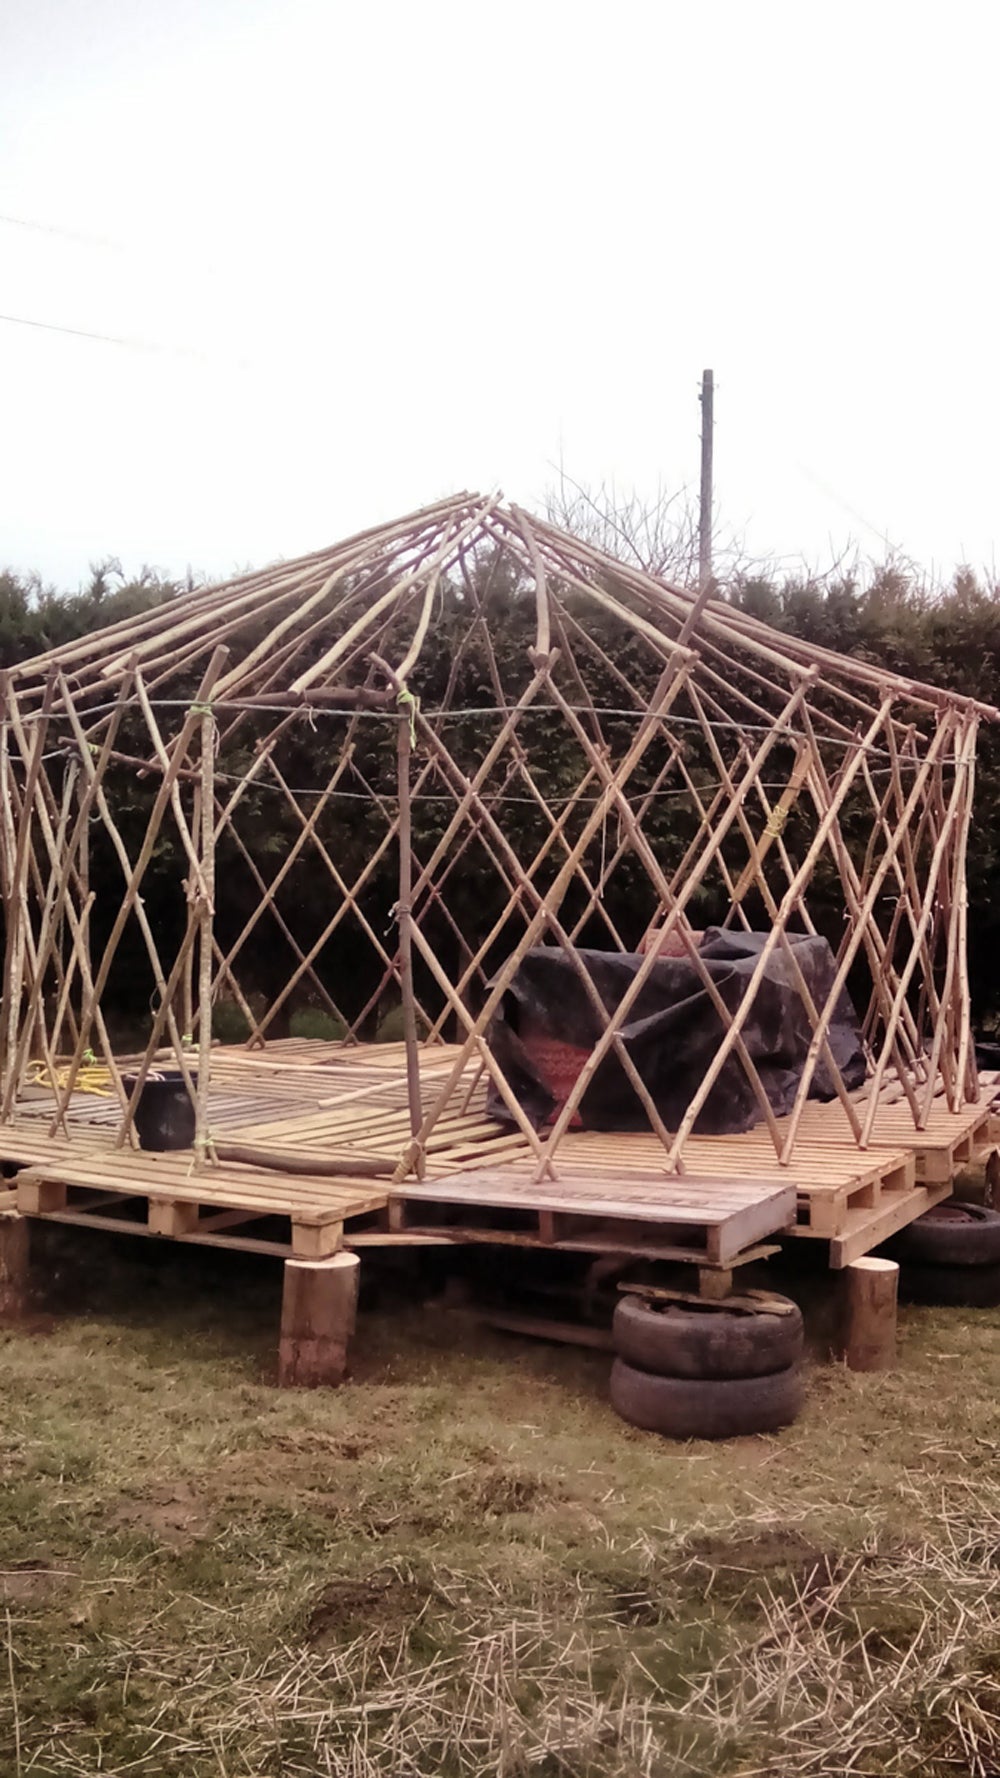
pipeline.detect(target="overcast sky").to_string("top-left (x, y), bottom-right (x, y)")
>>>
top-left (2, 0), bottom-right (998, 590)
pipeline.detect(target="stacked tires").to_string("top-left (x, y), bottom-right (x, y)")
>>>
top-left (610, 1293), bottom-right (806, 1440)
top-left (881, 1202), bottom-right (1000, 1306)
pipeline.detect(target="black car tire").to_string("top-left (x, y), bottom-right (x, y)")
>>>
top-left (613, 1294), bottom-right (804, 1380)
top-left (883, 1203), bottom-right (1000, 1268)
top-left (610, 1357), bottom-right (804, 1440)
top-left (897, 1259), bottom-right (1000, 1308)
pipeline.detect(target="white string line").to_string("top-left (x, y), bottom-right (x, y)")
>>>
top-left (14, 697), bottom-right (938, 764)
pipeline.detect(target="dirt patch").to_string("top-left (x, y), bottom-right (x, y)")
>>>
top-left (464, 1467), bottom-right (558, 1517)
top-left (112, 1482), bottom-right (211, 1547)
top-left (0, 1560), bottom-right (71, 1604)
top-left (303, 1571), bottom-right (438, 1645)
top-left (683, 1529), bottom-right (848, 1601)
top-left (267, 1431), bottom-right (373, 1462)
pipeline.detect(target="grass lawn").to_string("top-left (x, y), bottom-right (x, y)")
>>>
top-left (2, 1230), bottom-right (1000, 1775)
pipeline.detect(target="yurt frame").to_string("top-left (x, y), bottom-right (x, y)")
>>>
top-left (0, 492), bottom-right (994, 1192)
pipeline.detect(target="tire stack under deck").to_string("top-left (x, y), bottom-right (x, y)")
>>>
top-left (610, 1291), bottom-right (806, 1440)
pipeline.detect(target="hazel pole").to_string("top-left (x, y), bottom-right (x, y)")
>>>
top-left (859, 717), bottom-right (977, 1144)
top-left (537, 681), bottom-right (805, 1161)
top-left (410, 660), bottom-right (808, 1168)
top-left (684, 685), bottom-right (861, 1138)
top-left (394, 654), bottom-right (700, 1164)
top-left (4, 688), bottom-right (131, 1133)
top-left (396, 701), bottom-right (424, 1159)
top-left (49, 650), bottom-right (228, 1133)
top-left (778, 715), bottom-right (961, 1157)
top-left (663, 694), bottom-right (898, 1167)
top-left (795, 705), bottom-right (928, 1125)
top-left (194, 698), bottom-right (216, 1164)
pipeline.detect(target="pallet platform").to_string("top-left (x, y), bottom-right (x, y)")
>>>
top-left (0, 1132), bottom-right (387, 1260)
top-left (1, 1046), bottom-right (992, 1273)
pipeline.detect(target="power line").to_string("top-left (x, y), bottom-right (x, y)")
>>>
top-left (0, 309), bottom-right (239, 366)
top-left (0, 211), bottom-right (124, 251)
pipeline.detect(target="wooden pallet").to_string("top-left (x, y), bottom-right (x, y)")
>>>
top-left (5, 1047), bottom-right (989, 1268)
top-left (387, 1170), bottom-right (797, 1267)
top-left (783, 1100), bottom-right (992, 1183)
top-left (825, 1180), bottom-right (955, 1269)
top-left (0, 1133), bottom-right (387, 1259)
top-left (484, 1129), bottom-right (917, 1241)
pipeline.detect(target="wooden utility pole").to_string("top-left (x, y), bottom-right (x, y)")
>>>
top-left (698, 368), bottom-right (714, 592)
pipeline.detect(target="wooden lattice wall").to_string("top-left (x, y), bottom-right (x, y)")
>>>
top-left (0, 493), bottom-right (991, 1177)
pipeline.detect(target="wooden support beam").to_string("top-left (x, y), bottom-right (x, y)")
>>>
top-left (0, 1213), bottom-right (29, 1318)
top-left (291, 1218), bottom-right (344, 1260)
top-left (837, 1257), bottom-right (898, 1371)
top-left (17, 1173), bottom-right (66, 1214)
top-left (697, 1266), bottom-right (734, 1300)
top-left (278, 1250), bottom-right (360, 1387)
top-left (148, 1197), bottom-right (200, 1238)
top-left (476, 1310), bottom-right (614, 1351)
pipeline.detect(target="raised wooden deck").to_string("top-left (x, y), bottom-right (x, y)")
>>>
top-left (1, 1040), bottom-right (991, 1272)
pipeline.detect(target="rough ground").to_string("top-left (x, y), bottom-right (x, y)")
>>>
top-left (2, 1230), bottom-right (1000, 1776)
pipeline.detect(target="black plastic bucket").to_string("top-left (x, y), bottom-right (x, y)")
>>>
top-left (123, 1071), bottom-right (197, 1151)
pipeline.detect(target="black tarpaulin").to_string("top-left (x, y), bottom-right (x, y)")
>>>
top-left (485, 929), bottom-right (866, 1135)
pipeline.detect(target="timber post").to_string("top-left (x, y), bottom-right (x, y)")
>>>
top-left (0, 1213), bottom-right (29, 1320)
top-left (278, 1250), bottom-right (360, 1387)
top-left (838, 1256), bottom-right (899, 1371)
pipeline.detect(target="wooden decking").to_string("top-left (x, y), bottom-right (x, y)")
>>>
top-left (1, 1040), bottom-right (993, 1272)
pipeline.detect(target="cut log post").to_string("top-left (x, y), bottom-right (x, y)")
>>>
top-left (278, 1250), bottom-right (360, 1388)
top-left (839, 1256), bottom-right (898, 1371)
top-left (0, 1213), bottom-right (29, 1319)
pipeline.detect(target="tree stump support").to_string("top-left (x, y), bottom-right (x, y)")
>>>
top-left (0, 1213), bottom-right (29, 1319)
top-left (838, 1255), bottom-right (898, 1371)
top-left (278, 1250), bottom-right (360, 1387)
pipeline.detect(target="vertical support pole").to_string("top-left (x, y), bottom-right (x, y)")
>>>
top-left (0, 1214), bottom-right (29, 1320)
top-left (195, 703), bottom-right (216, 1163)
top-left (838, 1256), bottom-right (898, 1371)
top-left (397, 701), bottom-right (425, 1176)
top-left (278, 1250), bottom-right (360, 1387)
top-left (954, 719), bottom-right (978, 1105)
top-left (698, 367), bottom-right (714, 593)
top-left (0, 701), bottom-right (18, 1111)
top-left (182, 781), bottom-right (199, 1044)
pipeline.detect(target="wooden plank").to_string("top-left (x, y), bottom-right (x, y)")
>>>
top-left (619, 1282), bottom-right (798, 1314)
top-left (476, 1311), bottom-right (614, 1351)
top-left (396, 1167), bottom-right (790, 1212)
top-left (20, 1206), bottom-right (293, 1257)
top-left (385, 1224), bottom-right (768, 1265)
top-left (828, 1180), bottom-right (953, 1267)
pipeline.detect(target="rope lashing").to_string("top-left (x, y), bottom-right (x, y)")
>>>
top-left (397, 685), bottom-right (420, 748)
